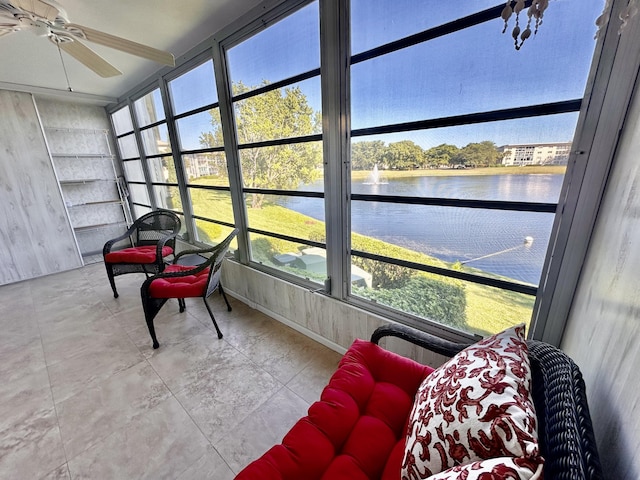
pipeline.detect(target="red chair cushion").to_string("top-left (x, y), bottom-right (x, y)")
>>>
top-left (235, 339), bottom-right (434, 480)
top-left (148, 264), bottom-right (211, 299)
top-left (105, 245), bottom-right (173, 264)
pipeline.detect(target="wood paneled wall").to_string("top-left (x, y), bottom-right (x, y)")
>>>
top-left (561, 78), bottom-right (640, 478)
top-left (0, 90), bottom-right (81, 285)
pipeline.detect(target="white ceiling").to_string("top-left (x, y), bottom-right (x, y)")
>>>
top-left (0, 0), bottom-right (262, 104)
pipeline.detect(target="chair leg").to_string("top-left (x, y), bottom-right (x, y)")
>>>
top-left (145, 316), bottom-right (160, 349)
top-left (203, 297), bottom-right (223, 339)
top-left (105, 263), bottom-right (119, 298)
top-left (178, 298), bottom-right (186, 312)
top-left (219, 285), bottom-right (232, 312)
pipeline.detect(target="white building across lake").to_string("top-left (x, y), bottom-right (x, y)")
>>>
top-left (500, 142), bottom-right (572, 166)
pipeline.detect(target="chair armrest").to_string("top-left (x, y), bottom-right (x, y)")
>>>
top-left (103, 225), bottom-right (136, 255)
top-left (173, 245), bottom-right (218, 263)
top-left (370, 324), bottom-right (470, 358)
top-left (173, 229), bottom-right (238, 264)
top-left (155, 232), bottom-right (180, 263)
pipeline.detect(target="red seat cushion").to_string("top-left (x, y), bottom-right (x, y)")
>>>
top-left (148, 264), bottom-right (210, 299)
top-left (235, 339), bottom-right (434, 480)
top-left (104, 245), bottom-right (173, 264)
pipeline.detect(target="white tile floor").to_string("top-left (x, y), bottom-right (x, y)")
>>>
top-left (0, 263), bottom-right (342, 479)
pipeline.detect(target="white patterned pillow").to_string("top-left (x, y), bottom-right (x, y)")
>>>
top-left (401, 324), bottom-right (541, 479)
top-left (426, 456), bottom-right (544, 480)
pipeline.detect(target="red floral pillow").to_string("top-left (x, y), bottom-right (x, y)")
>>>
top-left (425, 456), bottom-right (544, 480)
top-left (401, 324), bottom-right (542, 479)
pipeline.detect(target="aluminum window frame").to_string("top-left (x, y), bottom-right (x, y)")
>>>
top-left (104, 0), bottom-right (629, 346)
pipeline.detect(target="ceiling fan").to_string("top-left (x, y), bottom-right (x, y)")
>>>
top-left (0, 0), bottom-right (175, 77)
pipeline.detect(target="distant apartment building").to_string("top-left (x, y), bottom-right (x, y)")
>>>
top-left (500, 142), bottom-right (572, 166)
top-left (183, 153), bottom-right (222, 179)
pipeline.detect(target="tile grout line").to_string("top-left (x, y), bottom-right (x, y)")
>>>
top-left (142, 335), bottom-right (241, 476)
top-left (31, 279), bottom-right (76, 477)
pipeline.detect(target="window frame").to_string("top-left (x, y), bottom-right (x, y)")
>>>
top-left (105, 0), bottom-right (625, 346)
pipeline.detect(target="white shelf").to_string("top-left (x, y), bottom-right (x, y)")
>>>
top-left (59, 179), bottom-right (114, 185)
top-left (52, 153), bottom-right (115, 159)
top-left (67, 200), bottom-right (123, 207)
top-left (74, 222), bottom-right (127, 232)
top-left (44, 127), bottom-right (109, 134)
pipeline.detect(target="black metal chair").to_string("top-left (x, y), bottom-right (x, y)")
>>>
top-left (140, 228), bottom-right (238, 349)
top-left (371, 324), bottom-right (603, 480)
top-left (103, 210), bottom-right (181, 298)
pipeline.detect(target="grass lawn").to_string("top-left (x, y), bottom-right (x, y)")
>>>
top-left (187, 176), bottom-right (536, 335)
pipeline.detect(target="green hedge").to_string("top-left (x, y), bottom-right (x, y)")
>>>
top-left (353, 274), bottom-right (467, 329)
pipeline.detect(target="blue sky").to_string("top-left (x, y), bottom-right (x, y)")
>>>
top-left (175, 0), bottom-right (604, 150)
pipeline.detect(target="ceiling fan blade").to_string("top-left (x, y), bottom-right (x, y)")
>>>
top-left (55, 38), bottom-right (122, 78)
top-left (0, 18), bottom-right (19, 37)
top-left (65, 23), bottom-right (175, 67)
top-left (12, 0), bottom-right (59, 21)
top-left (0, 27), bottom-right (17, 37)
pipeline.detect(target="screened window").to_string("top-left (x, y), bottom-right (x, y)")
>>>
top-left (226, 1), bottom-right (324, 282)
top-left (169, 60), bottom-right (218, 115)
top-left (133, 89), bottom-right (165, 127)
top-left (131, 88), bottom-right (182, 216)
top-left (111, 106), bottom-right (133, 136)
top-left (111, 105), bottom-right (150, 214)
top-left (348, 0), bottom-right (601, 337)
top-left (117, 134), bottom-right (139, 160)
top-left (168, 60), bottom-right (233, 245)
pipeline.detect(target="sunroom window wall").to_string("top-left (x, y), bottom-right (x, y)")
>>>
top-left (347, 0), bottom-right (601, 337)
top-left (224, 0), bottom-right (325, 285)
top-left (167, 58), bottom-right (237, 246)
top-left (106, 0), bottom-right (606, 344)
top-left (110, 105), bottom-right (152, 219)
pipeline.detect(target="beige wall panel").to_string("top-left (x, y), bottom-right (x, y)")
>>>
top-left (221, 260), bottom-right (450, 368)
top-left (0, 90), bottom-right (81, 285)
top-left (561, 80), bottom-right (640, 478)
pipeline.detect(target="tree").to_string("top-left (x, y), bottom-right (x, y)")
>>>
top-left (453, 141), bottom-right (502, 167)
top-left (424, 144), bottom-right (460, 168)
top-left (351, 140), bottom-right (387, 170)
top-left (200, 81), bottom-right (322, 208)
top-left (382, 140), bottom-right (425, 170)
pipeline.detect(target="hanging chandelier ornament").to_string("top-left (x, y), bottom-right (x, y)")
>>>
top-left (501, 0), bottom-right (638, 49)
top-left (501, 0), bottom-right (549, 50)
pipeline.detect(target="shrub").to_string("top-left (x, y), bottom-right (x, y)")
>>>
top-left (351, 257), bottom-right (414, 288)
top-left (353, 274), bottom-right (467, 328)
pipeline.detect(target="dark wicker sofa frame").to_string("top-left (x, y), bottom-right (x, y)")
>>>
top-left (371, 324), bottom-right (603, 480)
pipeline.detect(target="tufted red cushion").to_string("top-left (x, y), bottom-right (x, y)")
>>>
top-left (235, 339), bottom-right (433, 480)
top-left (104, 245), bottom-right (173, 264)
top-left (147, 264), bottom-right (210, 299)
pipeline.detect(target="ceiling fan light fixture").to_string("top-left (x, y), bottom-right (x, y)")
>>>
top-left (0, 0), bottom-right (176, 79)
top-left (12, 0), bottom-right (60, 21)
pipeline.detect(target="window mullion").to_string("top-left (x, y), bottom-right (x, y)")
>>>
top-left (158, 75), bottom-right (196, 241)
top-left (320, 0), bottom-right (351, 298)
top-left (129, 97), bottom-right (156, 210)
top-left (212, 40), bottom-right (250, 264)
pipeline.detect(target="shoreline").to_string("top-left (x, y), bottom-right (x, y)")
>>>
top-left (351, 165), bottom-right (566, 180)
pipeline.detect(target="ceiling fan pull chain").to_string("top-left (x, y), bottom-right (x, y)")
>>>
top-left (55, 40), bottom-right (73, 92)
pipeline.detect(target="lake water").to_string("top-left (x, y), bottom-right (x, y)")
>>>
top-left (276, 174), bottom-right (564, 285)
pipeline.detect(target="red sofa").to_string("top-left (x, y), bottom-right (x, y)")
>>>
top-left (236, 324), bottom-right (602, 480)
